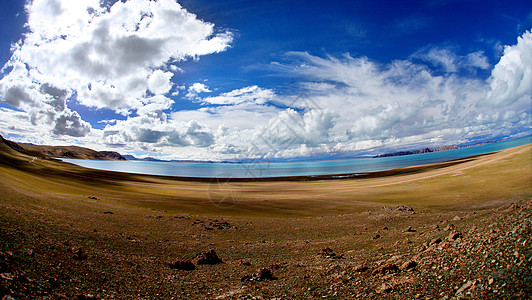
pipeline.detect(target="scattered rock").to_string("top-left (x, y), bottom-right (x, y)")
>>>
top-left (239, 260), bottom-right (252, 266)
top-left (452, 216), bottom-right (462, 221)
top-left (404, 226), bottom-right (416, 232)
top-left (400, 260), bottom-right (417, 271)
top-left (209, 220), bottom-right (231, 230)
top-left (432, 224), bottom-right (439, 230)
top-left (429, 237), bottom-right (442, 246)
top-left (373, 263), bottom-right (399, 275)
top-left (241, 268), bottom-right (277, 282)
top-left (193, 250), bottom-right (223, 265)
top-left (256, 268), bottom-right (276, 281)
top-left (76, 294), bottom-right (99, 300)
top-left (456, 280), bottom-right (476, 296)
top-left (447, 231), bottom-right (462, 241)
top-left (103, 211), bottom-right (114, 215)
top-left (445, 224), bottom-right (454, 231)
top-left (372, 234), bottom-right (381, 240)
top-left (395, 205), bottom-right (414, 212)
top-left (353, 265), bottom-right (369, 272)
top-left (375, 283), bottom-right (392, 293)
top-left (71, 247), bottom-right (87, 260)
top-left (169, 260), bottom-right (195, 270)
top-left (318, 248), bottom-right (343, 259)
top-left (25, 249), bottom-right (34, 257)
top-left (87, 196), bottom-right (99, 200)
top-left (403, 238), bottom-right (412, 244)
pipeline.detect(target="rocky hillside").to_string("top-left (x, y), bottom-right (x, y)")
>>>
top-left (0, 134), bottom-right (125, 160)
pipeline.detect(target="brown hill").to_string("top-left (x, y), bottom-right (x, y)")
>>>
top-left (0, 134), bottom-right (125, 160)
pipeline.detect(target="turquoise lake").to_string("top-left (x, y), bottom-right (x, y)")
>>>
top-left (62, 136), bottom-right (531, 179)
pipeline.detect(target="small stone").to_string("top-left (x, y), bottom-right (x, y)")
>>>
top-left (373, 263), bottom-right (399, 275)
top-left (168, 260), bottom-right (195, 270)
top-left (453, 216), bottom-right (462, 221)
top-left (429, 237), bottom-right (442, 245)
top-left (242, 268), bottom-right (277, 282)
top-left (193, 250), bottom-right (223, 265)
top-left (404, 226), bottom-right (416, 232)
top-left (354, 265), bottom-right (369, 272)
top-left (400, 260), bottom-right (417, 271)
top-left (256, 268), bottom-right (276, 281)
top-left (395, 205), bottom-right (414, 212)
top-left (318, 247), bottom-right (342, 259)
top-left (456, 280), bottom-right (476, 295)
top-left (373, 234), bottom-right (381, 240)
top-left (447, 231), bottom-right (462, 241)
top-left (71, 247), bottom-right (87, 260)
top-left (488, 278), bottom-right (494, 285)
top-left (240, 260), bottom-right (252, 266)
top-left (375, 283), bottom-right (392, 293)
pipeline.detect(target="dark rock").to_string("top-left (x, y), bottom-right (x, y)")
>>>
top-left (102, 211), bottom-right (113, 215)
top-left (354, 265), bottom-right (369, 272)
top-left (373, 263), bottom-right (399, 275)
top-left (193, 250), bottom-right (223, 265)
top-left (373, 234), bottom-right (381, 239)
top-left (447, 231), bottom-right (462, 241)
top-left (242, 268), bottom-right (277, 282)
top-left (71, 247), bottom-right (87, 260)
top-left (169, 260), bottom-right (195, 270)
top-left (404, 226), bottom-right (416, 232)
top-left (395, 205), bottom-right (414, 212)
top-left (318, 247), bottom-right (343, 259)
top-left (239, 260), bottom-right (252, 266)
top-left (429, 237), bottom-right (442, 246)
top-left (76, 294), bottom-right (99, 300)
top-left (256, 268), bottom-right (277, 281)
top-left (375, 283), bottom-right (392, 293)
top-left (400, 260), bottom-right (417, 271)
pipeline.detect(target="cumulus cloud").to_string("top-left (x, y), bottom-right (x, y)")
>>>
top-left (486, 30), bottom-right (532, 107)
top-left (0, 0), bottom-right (232, 136)
top-left (186, 82), bottom-right (211, 99)
top-left (148, 70), bottom-right (173, 95)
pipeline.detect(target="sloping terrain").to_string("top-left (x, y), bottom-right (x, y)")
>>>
top-left (0, 136), bottom-right (530, 299)
top-left (0, 134), bottom-right (124, 160)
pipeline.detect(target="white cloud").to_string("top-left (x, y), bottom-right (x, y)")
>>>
top-left (186, 82), bottom-right (211, 99)
top-left (486, 30), bottom-right (532, 107)
top-left (0, 0), bottom-right (233, 136)
top-left (148, 70), bottom-right (173, 95)
top-left (202, 85), bottom-right (275, 105)
top-left (413, 47), bottom-right (491, 73)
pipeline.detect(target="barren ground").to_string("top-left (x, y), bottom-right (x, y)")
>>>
top-left (0, 143), bottom-right (531, 299)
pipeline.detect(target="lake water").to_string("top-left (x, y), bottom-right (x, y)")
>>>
top-left (62, 136), bottom-right (531, 179)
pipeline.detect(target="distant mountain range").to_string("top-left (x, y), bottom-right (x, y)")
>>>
top-left (0, 134), bottom-right (125, 161)
top-left (372, 145), bottom-right (460, 158)
top-left (372, 141), bottom-right (500, 158)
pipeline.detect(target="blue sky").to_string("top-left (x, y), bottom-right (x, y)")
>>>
top-left (0, 0), bottom-right (531, 160)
